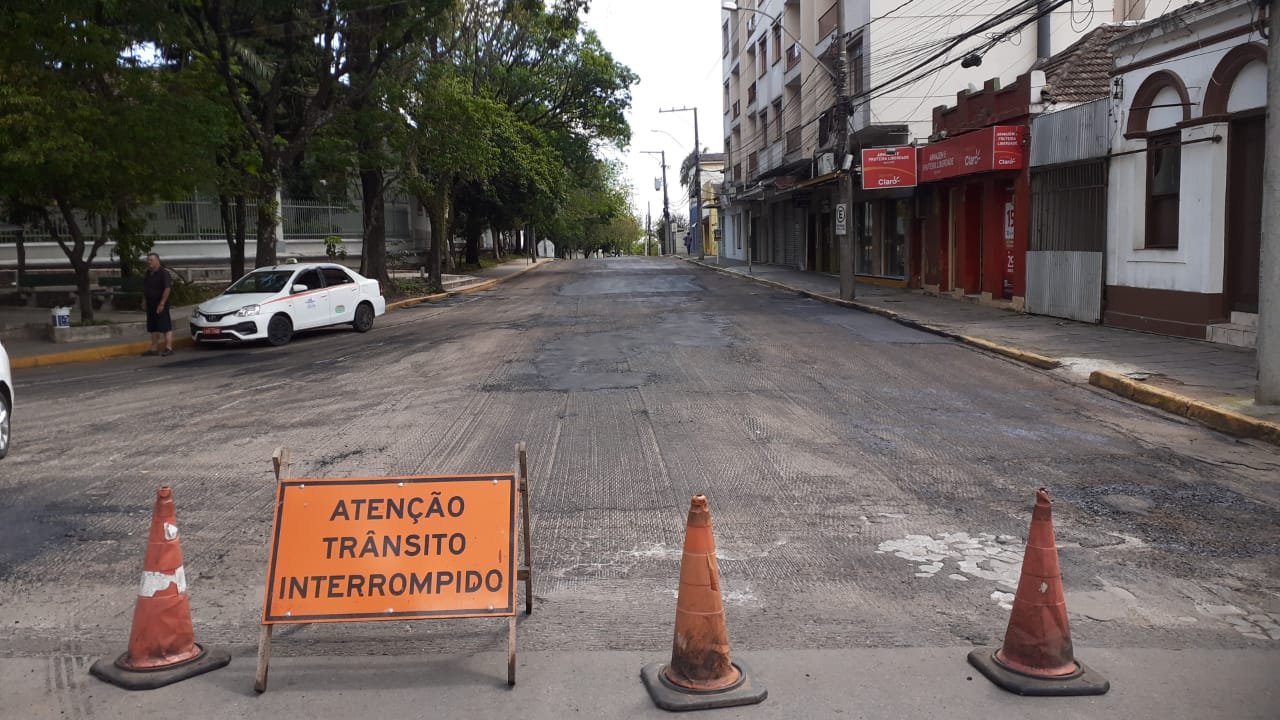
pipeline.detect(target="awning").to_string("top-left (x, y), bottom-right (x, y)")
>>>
top-left (791, 171), bottom-right (842, 190)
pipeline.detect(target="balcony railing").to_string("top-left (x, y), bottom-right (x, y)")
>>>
top-left (819, 3), bottom-right (837, 39)
top-left (747, 82), bottom-right (757, 105)
top-left (786, 43), bottom-right (801, 71)
top-left (786, 126), bottom-right (802, 154)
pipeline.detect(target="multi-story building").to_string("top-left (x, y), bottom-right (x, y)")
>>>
top-left (719, 0), bottom-right (1189, 290)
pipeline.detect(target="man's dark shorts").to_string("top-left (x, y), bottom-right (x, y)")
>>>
top-left (146, 305), bottom-right (172, 333)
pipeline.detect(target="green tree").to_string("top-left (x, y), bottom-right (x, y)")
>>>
top-left (0, 0), bottom-right (225, 320)
top-left (176, 0), bottom-right (450, 268)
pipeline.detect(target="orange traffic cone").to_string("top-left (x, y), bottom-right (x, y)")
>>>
top-left (968, 488), bottom-right (1109, 696)
top-left (641, 495), bottom-right (766, 711)
top-left (90, 487), bottom-right (230, 690)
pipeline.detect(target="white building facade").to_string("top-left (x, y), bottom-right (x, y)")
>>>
top-left (1105, 0), bottom-right (1267, 343)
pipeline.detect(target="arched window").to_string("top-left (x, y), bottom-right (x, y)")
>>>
top-left (1127, 71), bottom-right (1191, 249)
top-left (1125, 70), bottom-right (1192, 137)
top-left (1203, 43), bottom-right (1268, 116)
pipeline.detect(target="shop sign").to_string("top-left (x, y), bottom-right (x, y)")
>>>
top-left (919, 126), bottom-right (1026, 182)
top-left (861, 146), bottom-right (918, 190)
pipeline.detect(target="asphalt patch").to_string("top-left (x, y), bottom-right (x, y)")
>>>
top-left (1056, 482), bottom-right (1280, 559)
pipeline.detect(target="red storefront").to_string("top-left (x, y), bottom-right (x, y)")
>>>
top-left (914, 77), bottom-right (1033, 303)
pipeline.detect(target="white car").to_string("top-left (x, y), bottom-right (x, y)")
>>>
top-left (0, 339), bottom-right (11, 459)
top-left (190, 263), bottom-right (387, 346)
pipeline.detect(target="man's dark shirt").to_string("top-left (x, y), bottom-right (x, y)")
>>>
top-left (143, 267), bottom-right (172, 305)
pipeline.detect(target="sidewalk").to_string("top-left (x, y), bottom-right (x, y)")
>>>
top-left (690, 256), bottom-right (1280, 446)
top-left (1, 257), bottom-right (553, 370)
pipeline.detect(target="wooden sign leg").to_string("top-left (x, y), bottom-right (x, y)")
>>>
top-left (507, 613), bottom-right (517, 686)
top-left (254, 624), bottom-right (273, 694)
top-left (256, 446), bottom-right (292, 694)
top-left (517, 442), bottom-right (534, 615)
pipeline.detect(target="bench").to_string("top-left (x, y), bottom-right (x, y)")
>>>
top-left (97, 276), bottom-right (145, 311)
top-left (6, 271), bottom-right (138, 308)
top-left (10, 273), bottom-right (81, 308)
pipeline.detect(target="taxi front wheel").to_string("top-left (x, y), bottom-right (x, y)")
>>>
top-left (267, 315), bottom-right (293, 347)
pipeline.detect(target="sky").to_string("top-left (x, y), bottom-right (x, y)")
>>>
top-left (588, 1), bottom-right (726, 227)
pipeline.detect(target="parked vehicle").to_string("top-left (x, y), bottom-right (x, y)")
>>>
top-left (0, 339), bottom-right (11, 459)
top-left (189, 263), bottom-right (386, 347)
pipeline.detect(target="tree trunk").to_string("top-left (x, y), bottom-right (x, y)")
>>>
top-left (464, 215), bottom-right (481, 266)
top-left (425, 184), bottom-right (449, 289)
top-left (221, 194), bottom-right (247, 281)
top-left (359, 167), bottom-right (390, 286)
top-left (15, 228), bottom-right (26, 286)
top-left (254, 161), bottom-right (281, 268)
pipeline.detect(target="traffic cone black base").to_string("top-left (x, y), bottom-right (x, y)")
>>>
top-left (642, 660), bottom-right (767, 712)
top-left (90, 644), bottom-right (230, 691)
top-left (968, 649), bottom-right (1109, 697)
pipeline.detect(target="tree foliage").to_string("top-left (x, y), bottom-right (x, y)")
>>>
top-left (0, 0), bottom-right (225, 319)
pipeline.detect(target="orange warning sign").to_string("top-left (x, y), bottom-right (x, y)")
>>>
top-left (262, 474), bottom-right (516, 624)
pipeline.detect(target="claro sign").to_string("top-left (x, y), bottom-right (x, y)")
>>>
top-left (861, 146), bottom-right (918, 190)
top-left (918, 126), bottom-right (1026, 183)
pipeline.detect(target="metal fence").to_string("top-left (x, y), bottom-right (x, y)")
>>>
top-left (0, 194), bottom-right (413, 269)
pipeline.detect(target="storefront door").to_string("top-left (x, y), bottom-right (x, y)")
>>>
top-left (1225, 114), bottom-right (1263, 315)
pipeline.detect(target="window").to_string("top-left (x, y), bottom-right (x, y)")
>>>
top-left (772, 25), bottom-right (782, 65)
top-left (758, 38), bottom-right (767, 77)
top-left (724, 81), bottom-right (730, 111)
top-left (722, 22), bottom-right (730, 56)
top-left (1145, 131), bottom-right (1181, 248)
top-left (772, 99), bottom-right (783, 143)
top-left (294, 269), bottom-right (323, 292)
top-left (849, 35), bottom-right (865, 97)
top-left (322, 267), bottom-right (353, 286)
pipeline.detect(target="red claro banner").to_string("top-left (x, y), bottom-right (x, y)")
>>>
top-left (919, 126), bottom-right (1026, 182)
top-left (861, 146), bottom-right (918, 190)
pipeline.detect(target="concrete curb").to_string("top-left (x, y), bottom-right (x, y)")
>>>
top-left (1089, 370), bottom-right (1280, 447)
top-left (11, 337), bottom-right (197, 370)
top-left (11, 260), bottom-right (551, 370)
top-left (687, 258), bottom-right (1280, 444)
top-left (686, 259), bottom-right (1060, 370)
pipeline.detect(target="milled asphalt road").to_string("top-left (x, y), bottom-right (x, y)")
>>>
top-left (1, 257), bottom-right (1277, 718)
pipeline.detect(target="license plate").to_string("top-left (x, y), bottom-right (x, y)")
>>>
top-left (203, 327), bottom-right (222, 336)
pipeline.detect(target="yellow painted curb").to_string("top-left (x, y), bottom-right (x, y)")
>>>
top-left (386, 292), bottom-right (449, 311)
top-left (958, 336), bottom-right (1061, 370)
top-left (386, 259), bottom-right (548, 309)
top-left (12, 336), bottom-right (197, 370)
top-left (1090, 370), bottom-right (1280, 446)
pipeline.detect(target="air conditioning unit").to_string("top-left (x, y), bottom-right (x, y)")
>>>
top-left (816, 152), bottom-right (835, 176)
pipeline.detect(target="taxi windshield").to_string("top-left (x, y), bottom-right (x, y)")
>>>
top-left (225, 270), bottom-right (294, 295)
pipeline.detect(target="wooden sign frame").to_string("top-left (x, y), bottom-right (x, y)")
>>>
top-left (254, 443), bottom-right (535, 692)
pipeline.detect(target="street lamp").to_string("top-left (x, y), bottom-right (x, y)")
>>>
top-left (641, 150), bottom-right (672, 256)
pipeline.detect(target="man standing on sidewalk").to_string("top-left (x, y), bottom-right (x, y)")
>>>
top-left (142, 253), bottom-right (173, 357)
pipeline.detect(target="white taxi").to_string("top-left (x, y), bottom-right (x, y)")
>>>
top-left (190, 263), bottom-right (386, 346)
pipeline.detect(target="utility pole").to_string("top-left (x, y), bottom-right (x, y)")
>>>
top-left (1258, 1), bottom-right (1279, 403)
top-left (642, 150), bottom-right (672, 255)
top-left (660, 106), bottom-right (703, 259)
top-left (835, 0), bottom-right (854, 300)
top-left (646, 202), bottom-right (652, 257)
